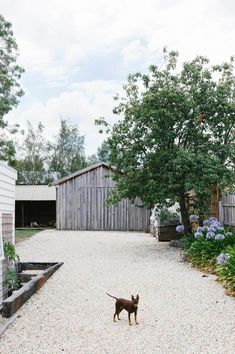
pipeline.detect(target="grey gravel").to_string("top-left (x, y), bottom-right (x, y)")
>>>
top-left (0, 230), bottom-right (234, 354)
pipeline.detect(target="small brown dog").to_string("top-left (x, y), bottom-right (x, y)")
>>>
top-left (106, 293), bottom-right (139, 325)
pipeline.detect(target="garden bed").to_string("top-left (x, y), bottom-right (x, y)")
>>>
top-left (2, 262), bottom-right (63, 318)
top-left (157, 223), bottom-right (181, 241)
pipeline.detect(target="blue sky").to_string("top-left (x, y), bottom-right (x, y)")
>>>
top-left (1, 0), bottom-right (235, 155)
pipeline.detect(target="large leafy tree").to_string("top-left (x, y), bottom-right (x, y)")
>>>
top-left (96, 50), bottom-right (235, 232)
top-left (49, 118), bottom-right (86, 179)
top-left (0, 15), bottom-right (24, 162)
top-left (15, 122), bottom-right (50, 184)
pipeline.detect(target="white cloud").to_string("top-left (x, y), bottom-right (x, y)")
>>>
top-left (7, 80), bottom-right (121, 155)
top-left (3, 0), bottom-right (234, 83)
top-left (1, 0), bottom-right (235, 157)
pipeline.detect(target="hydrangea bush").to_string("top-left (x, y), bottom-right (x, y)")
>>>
top-left (216, 245), bottom-right (235, 294)
top-left (180, 217), bottom-right (235, 269)
top-left (180, 216), bottom-right (235, 294)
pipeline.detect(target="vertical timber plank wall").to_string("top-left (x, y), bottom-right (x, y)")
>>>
top-left (222, 195), bottom-right (235, 227)
top-left (0, 162), bottom-right (17, 306)
top-left (56, 165), bottom-right (150, 231)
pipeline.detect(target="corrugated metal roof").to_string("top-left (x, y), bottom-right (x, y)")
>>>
top-left (53, 162), bottom-right (114, 186)
top-left (16, 185), bottom-right (56, 201)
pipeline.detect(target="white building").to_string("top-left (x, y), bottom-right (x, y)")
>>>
top-left (0, 162), bottom-right (17, 306)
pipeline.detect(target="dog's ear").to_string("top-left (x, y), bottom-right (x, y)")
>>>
top-left (136, 294), bottom-right (139, 300)
top-left (131, 295), bottom-right (134, 301)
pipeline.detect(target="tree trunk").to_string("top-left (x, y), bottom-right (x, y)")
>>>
top-left (179, 194), bottom-right (191, 234)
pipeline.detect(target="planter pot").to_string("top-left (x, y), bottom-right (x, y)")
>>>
top-left (157, 223), bottom-right (181, 242)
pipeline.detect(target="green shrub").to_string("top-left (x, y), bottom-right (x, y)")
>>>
top-left (4, 242), bottom-right (19, 261)
top-left (186, 238), bottom-right (227, 269)
top-left (182, 234), bottom-right (195, 250)
top-left (182, 217), bottom-right (235, 269)
top-left (216, 246), bottom-right (235, 293)
top-left (3, 269), bottom-right (20, 290)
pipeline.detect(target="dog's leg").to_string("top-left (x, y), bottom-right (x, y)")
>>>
top-left (134, 310), bottom-right (139, 325)
top-left (117, 306), bottom-right (123, 320)
top-left (114, 302), bottom-right (120, 322)
top-left (128, 312), bottom-right (132, 326)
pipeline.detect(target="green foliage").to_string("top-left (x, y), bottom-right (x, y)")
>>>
top-left (4, 242), bottom-right (19, 261)
top-left (86, 154), bottom-right (99, 166)
top-left (3, 242), bottom-right (20, 291)
top-left (14, 122), bottom-right (50, 184)
top-left (186, 238), bottom-right (227, 268)
top-left (3, 269), bottom-right (20, 290)
top-left (49, 118), bottom-right (86, 179)
top-left (0, 15), bottom-right (24, 162)
top-left (86, 140), bottom-right (111, 166)
top-left (97, 49), bottom-right (235, 232)
top-left (158, 208), bottom-right (180, 222)
top-left (15, 229), bottom-right (42, 240)
top-left (216, 245), bottom-right (235, 292)
top-left (182, 233), bottom-right (195, 250)
top-left (97, 140), bottom-right (110, 163)
top-left (184, 220), bottom-right (235, 269)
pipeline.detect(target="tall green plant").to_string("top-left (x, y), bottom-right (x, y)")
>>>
top-left (15, 122), bottom-right (50, 184)
top-left (49, 118), bottom-right (86, 179)
top-left (4, 242), bottom-right (19, 261)
top-left (0, 14), bottom-right (24, 163)
top-left (96, 49), bottom-right (235, 232)
top-left (3, 242), bottom-right (20, 290)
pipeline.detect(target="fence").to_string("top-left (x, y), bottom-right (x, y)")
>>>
top-left (219, 194), bottom-right (235, 227)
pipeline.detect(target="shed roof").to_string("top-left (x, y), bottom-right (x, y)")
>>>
top-left (53, 162), bottom-right (113, 186)
top-left (16, 185), bottom-right (56, 201)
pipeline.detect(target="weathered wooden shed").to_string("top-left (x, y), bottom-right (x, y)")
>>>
top-left (54, 162), bottom-right (150, 231)
top-left (0, 162), bottom-right (17, 306)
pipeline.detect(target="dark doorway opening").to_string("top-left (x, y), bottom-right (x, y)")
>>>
top-left (15, 201), bottom-right (56, 227)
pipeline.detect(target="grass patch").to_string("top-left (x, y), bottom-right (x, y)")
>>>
top-left (15, 229), bottom-right (43, 243)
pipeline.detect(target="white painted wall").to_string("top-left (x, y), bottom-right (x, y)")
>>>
top-left (0, 161), bottom-right (17, 305)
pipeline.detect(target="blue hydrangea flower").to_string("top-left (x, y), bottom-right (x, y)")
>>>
top-left (225, 232), bottom-right (233, 237)
top-left (202, 226), bottom-right (209, 231)
top-left (215, 234), bottom-right (225, 241)
top-left (196, 226), bottom-right (203, 232)
top-left (208, 225), bottom-right (217, 232)
top-left (189, 214), bottom-right (199, 222)
top-left (203, 219), bottom-right (210, 226)
top-left (217, 226), bottom-right (224, 231)
top-left (194, 231), bottom-right (203, 238)
top-left (176, 225), bottom-right (184, 233)
top-left (210, 219), bottom-right (219, 224)
top-left (216, 253), bottom-right (229, 265)
top-left (206, 231), bottom-right (215, 239)
top-left (209, 217), bottom-right (218, 222)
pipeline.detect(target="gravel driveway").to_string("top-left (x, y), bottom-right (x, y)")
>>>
top-left (0, 230), bottom-right (234, 354)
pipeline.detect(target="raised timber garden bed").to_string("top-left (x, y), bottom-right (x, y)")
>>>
top-left (157, 223), bottom-right (181, 242)
top-left (2, 262), bottom-right (63, 318)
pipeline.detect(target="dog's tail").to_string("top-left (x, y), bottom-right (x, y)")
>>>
top-left (106, 292), bottom-right (118, 300)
